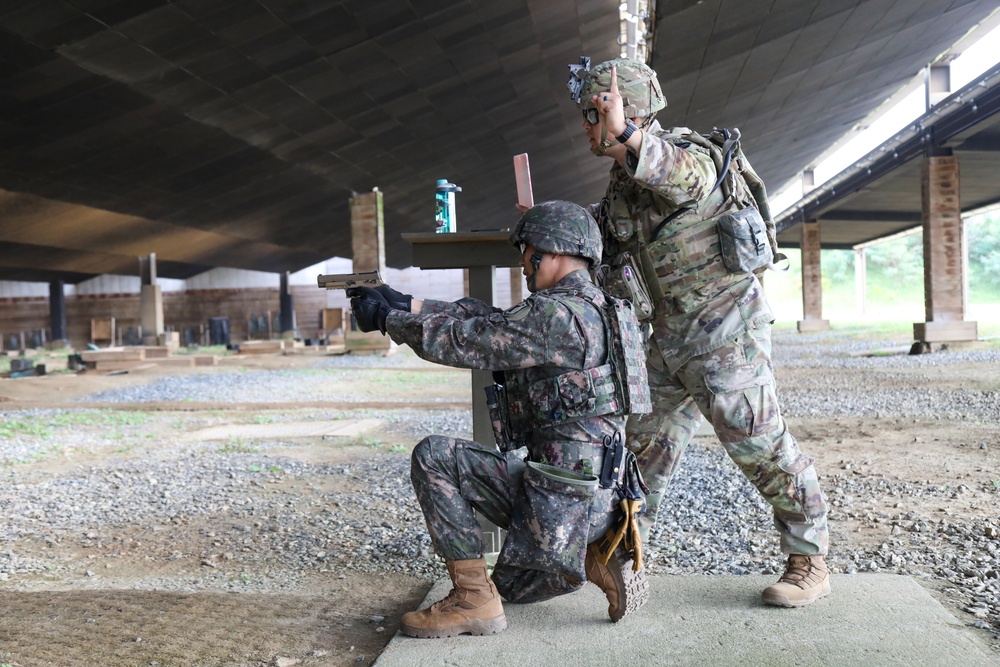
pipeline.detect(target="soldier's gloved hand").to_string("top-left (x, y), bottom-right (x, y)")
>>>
top-left (349, 287), bottom-right (391, 334)
top-left (372, 284), bottom-right (412, 311)
top-left (346, 284), bottom-right (412, 312)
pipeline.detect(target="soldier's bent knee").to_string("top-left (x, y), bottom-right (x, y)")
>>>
top-left (410, 435), bottom-right (454, 474)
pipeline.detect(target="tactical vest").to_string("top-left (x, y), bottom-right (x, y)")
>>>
top-left (597, 126), bottom-right (779, 314)
top-left (503, 282), bottom-right (650, 435)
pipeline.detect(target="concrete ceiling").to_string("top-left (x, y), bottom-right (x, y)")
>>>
top-left (0, 0), bottom-right (997, 283)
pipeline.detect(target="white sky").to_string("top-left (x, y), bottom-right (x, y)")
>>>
top-left (769, 20), bottom-right (1000, 218)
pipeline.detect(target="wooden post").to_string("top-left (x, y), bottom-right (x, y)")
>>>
top-left (797, 222), bottom-right (830, 332)
top-left (348, 188), bottom-right (392, 353)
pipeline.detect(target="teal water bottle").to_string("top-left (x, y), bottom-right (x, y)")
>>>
top-left (435, 179), bottom-right (462, 233)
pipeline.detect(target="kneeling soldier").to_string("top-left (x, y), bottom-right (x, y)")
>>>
top-left (349, 201), bottom-right (652, 637)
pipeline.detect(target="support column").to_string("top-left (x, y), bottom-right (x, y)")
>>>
top-left (348, 187), bottom-right (392, 353)
top-left (139, 253), bottom-right (164, 346)
top-left (279, 271), bottom-right (295, 338)
top-left (854, 247), bottom-right (867, 317)
top-left (914, 153), bottom-right (977, 346)
top-left (797, 222), bottom-right (830, 332)
top-left (48, 280), bottom-right (69, 349)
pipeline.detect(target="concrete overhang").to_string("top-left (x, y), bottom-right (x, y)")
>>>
top-left (0, 1), bottom-right (997, 282)
top-left (776, 62), bottom-right (1000, 250)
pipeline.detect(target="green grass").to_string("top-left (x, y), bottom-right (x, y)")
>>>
top-left (0, 410), bottom-right (149, 439)
top-left (359, 436), bottom-right (383, 449)
top-left (216, 438), bottom-right (258, 454)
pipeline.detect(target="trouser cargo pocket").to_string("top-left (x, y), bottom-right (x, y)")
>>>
top-left (497, 461), bottom-right (598, 581)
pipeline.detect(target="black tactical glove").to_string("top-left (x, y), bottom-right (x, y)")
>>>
top-left (349, 287), bottom-right (391, 334)
top-left (373, 284), bottom-right (412, 311)
top-left (346, 284), bottom-right (412, 311)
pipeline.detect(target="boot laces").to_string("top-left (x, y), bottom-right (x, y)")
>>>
top-left (429, 588), bottom-right (464, 611)
top-left (779, 555), bottom-right (825, 588)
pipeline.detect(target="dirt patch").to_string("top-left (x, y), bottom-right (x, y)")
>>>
top-left (790, 415), bottom-right (1000, 548)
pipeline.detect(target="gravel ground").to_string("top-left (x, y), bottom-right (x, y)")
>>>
top-left (771, 330), bottom-right (1000, 420)
top-left (1, 332), bottom-right (998, 648)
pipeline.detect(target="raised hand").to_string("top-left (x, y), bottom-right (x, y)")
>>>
top-left (592, 66), bottom-right (627, 137)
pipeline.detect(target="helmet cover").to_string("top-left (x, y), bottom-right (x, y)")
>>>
top-left (509, 200), bottom-right (602, 268)
top-left (569, 56), bottom-right (666, 119)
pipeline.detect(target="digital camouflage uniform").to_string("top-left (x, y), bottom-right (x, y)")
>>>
top-left (385, 269), bottom-right (642, 602)
top-left (592, 117), bottom-right (829, 556)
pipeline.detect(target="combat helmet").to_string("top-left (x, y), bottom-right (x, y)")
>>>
top-left (568, 56), bottom-right (666, 120)
top-left (509, 200), bottom-right (602, 268)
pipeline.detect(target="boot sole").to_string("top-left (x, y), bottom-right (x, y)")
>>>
top-left (609, 553), bottom-right (650, 623)
top-left (401, 614), bottom-right (508, 638)
top-left (762, 580), bottom-right (832, 608)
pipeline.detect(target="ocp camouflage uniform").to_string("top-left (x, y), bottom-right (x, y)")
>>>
top-left (594, 118), bottom-right (829, 556)
top-left (386, 270), bottom-right (633, 602)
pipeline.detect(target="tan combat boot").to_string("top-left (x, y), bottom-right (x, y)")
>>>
top-left (585, 541), bottom-right (649, 622)
top-left (762, 554), bottom-right (831, 607)
top-left (400, 557), bottom-right (507, 638)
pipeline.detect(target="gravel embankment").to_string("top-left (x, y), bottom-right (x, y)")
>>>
top-left (1, 332), bottom-right (998, 644)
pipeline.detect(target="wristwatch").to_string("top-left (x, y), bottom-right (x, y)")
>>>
top-left (616, 119), bottom-right (638, 144)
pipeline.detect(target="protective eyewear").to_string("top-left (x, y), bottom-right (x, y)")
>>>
top-left (517, 242), bottom-right (528, 255)
top-left (582, 108), bottom-right (600, 125)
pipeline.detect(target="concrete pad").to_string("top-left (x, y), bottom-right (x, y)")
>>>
top-left (374, 575), bottom-right (997, 667)
top-left (187, 419), bottom-right (380, 441)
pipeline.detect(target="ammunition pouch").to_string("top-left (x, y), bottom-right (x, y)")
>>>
top-left (716, 206), bottom-right (774, 274)
top-left (497, 461), bottom-right (598, 581)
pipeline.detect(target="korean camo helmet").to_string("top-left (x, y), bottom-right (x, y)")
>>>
top-left (569, 56), bottom-right (666, 120)
top-left (509, 200), bottom-right (602, 268)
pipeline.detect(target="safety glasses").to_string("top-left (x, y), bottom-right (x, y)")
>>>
top-left (582, 108), bottom-right (600, 125)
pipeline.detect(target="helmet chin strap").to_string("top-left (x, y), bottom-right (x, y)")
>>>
top-left (591, 122), bottom-right (618, 157)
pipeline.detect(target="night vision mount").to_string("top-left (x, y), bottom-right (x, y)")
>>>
top-left (567, 56), bottom-right (591, 103)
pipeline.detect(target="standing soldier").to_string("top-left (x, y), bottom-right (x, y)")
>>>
top-left (566, 56), bottom-right (831, 607)
top-left (348, 201), bottom-right (651, 637)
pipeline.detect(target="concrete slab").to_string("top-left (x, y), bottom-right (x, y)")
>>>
top-left (187, 419), bottom-right (380, 441)
top-left (374, 575), bottom-right (996, 667)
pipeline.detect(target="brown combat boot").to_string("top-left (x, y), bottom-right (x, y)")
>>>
top-left (400, 557), bottom-right (507, 638)
top-left (585, 541), bottom-right (649, 622)
top-left (762, 554), bottom-right (831, 607)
